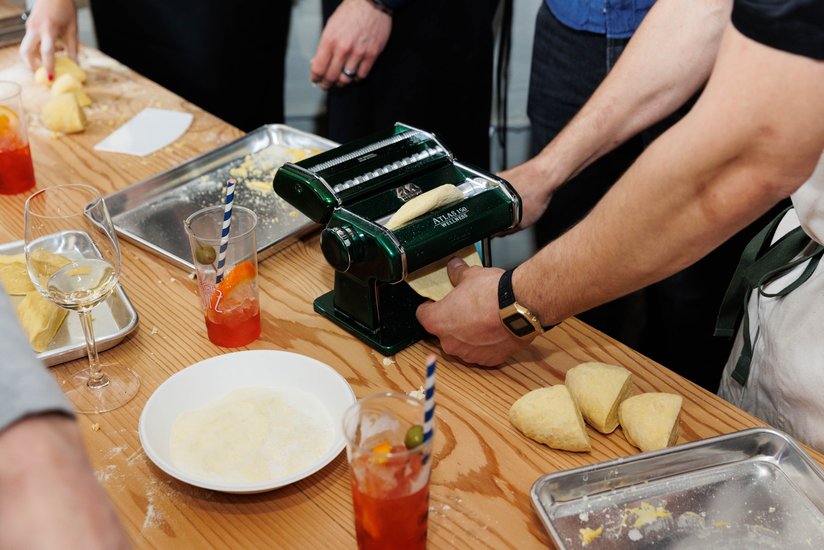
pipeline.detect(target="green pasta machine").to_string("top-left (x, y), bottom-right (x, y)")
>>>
top-left (273, 123), bottom-right (521, 355)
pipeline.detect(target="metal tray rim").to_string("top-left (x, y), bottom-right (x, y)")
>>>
top-left (531, 427), bottom-right (824, 548)
top-left (0, 239), bottom-right (139, 367)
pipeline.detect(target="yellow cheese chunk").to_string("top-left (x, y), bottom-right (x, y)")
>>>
top-left (42, 93), bottom-right (87, 134)
top-left (50, 73), bottom-right (92, 107)
top-left (16, 291), bottom-right (68, 352)
top-left (619, 392), bottom-right (683, 452)
top-left (34, 55), bottom-right (87, 86)
top-left (566, 362), bottom-right (633, 434)
top-left (509, 385), bottom-right (591, 452)
top-left (0, 253), bottom-right (35, 295)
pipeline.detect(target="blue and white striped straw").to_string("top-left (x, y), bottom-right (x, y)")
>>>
top-left (422, 354), bottom-right (436, 445)
top-left (215, 178), bottom-right (236, 284)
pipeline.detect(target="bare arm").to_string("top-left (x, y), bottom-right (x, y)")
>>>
top-left (519, 23), bottom-right (824, 326)
top-left (504, 0), bottom-right (732, 227)
top-left (418, 23), bottom-right (824, 366)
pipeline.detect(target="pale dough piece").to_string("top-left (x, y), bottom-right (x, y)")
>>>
top-left (42, 93), bottom-right (87, 134)
top-left (385, 184), bottom-right (464, 230)
top-left (406, 245), bottom-right (481, 301)
top-left (0, 253), bottom-right (35, 295)
top-left (565, 362), bottom-right (633, 434)
top-left (509, 385), bottom-right (591, 452)
top-left (50, 73), bottom-right (92, 107)
top-left (35, 55), bottom-right (87, 86)
top-left (171, 387), bottom-right (335, 484)
top-left (16, 291), bottom-right (68, 352)
top-left (618, 392), bottom-right (683, 452)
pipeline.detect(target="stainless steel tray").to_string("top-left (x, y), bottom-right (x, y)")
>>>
top-left (0, 239), bottom-right (139, 367)
top-left (105, 124), bottom-right (337, 271)
top-left (532, 428), bottom-right (824, 549)
top-left (0, 12), bottom-right (26, 48)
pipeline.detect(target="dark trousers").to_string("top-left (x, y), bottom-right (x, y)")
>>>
top-left (90, 0), bottom-right (292, 132)
top-left (320, 0), bottom-right (498, 169)
top-left (528, 3), bottom-right (785, 391)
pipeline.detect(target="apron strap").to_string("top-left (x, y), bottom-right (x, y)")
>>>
top-left (715, 207), bottom-right (824, 385)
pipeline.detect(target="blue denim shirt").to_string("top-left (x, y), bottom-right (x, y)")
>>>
top-left (545, 0), bottom-right (655, 39)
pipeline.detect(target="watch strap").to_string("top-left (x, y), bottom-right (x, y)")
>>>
top-left (498, 268), bottom-right (558, 331)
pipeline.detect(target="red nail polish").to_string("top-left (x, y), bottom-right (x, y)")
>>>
top-left (48, 73), bottom-right (54, 81)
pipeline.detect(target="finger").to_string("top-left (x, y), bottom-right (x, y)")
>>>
top-left (309, 40), bottom-right (333, 84)
top-left (338, 61), bottom-right (360, 86)
top-left (39, 35), bottom-right (56, 81)
top-left (415, 300), bottom-right (436, 330)
top-left (446, 257), bottom-right (471, 287)
top-left (356, 55), bottom-right (376, 80)
top-left (323, 50), bottom-right (348, 89)
top-left (18, 31), bottom-right (39, 71)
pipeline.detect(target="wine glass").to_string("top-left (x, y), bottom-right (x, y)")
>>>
top-left (24, 184), bottom-right (140, 413)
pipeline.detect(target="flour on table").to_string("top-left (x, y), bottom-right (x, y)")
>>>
top-left (170, 387), bottom-right (334, 484)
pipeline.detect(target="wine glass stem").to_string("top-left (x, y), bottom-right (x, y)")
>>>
top-left (78, 310), bottom-right (109, 390)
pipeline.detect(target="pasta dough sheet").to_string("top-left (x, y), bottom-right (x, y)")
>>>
top-left (171, 387), bottom-right (335, 484)
top-left (406, 245), bottom-right (481, 301)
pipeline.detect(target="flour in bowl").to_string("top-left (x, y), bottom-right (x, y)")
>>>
top-left (170, 387), bottom-right (334, 484)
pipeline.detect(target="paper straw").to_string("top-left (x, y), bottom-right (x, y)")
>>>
top-left (215, 178), bottom-right (236, 284)
top-left (423, 354), bottom-right (436, 444)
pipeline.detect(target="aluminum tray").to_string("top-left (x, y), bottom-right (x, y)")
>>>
top-left (532, 428), bottom-right (824, 549)
top-left (0, 239), bottom-right (139, 367)
top-left (105, 124), bottom-right (337, 271)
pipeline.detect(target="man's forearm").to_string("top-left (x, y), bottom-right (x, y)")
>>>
top-left (531, 0), bottom-right (732, 191)
top-left (517, 23), bottom-right (824, 325)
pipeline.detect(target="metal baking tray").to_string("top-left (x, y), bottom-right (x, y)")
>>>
top-left (532, 428), bottom-right (824, 549)
top-left (0, 239), bottom-right (138, 367)
top-left (105, 124), bottom-right (338, 271)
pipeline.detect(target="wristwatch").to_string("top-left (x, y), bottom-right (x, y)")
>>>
top-left (498, 268), bottom-right (552, 340)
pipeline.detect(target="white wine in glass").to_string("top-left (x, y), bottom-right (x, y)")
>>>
top-left (24, 184), bottom-right (140, 413)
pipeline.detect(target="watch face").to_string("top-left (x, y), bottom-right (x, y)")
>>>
top-left (503, 312), bottom-right (535, 338)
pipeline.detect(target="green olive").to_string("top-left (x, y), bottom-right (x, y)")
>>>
top-left (194, 244), bottom-right (216, 265)
top-left (404, 424), bottom-right (424, 450)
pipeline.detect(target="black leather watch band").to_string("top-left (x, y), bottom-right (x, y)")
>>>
top-left (367, 0), bottom-right (394, 15)
top-left (498, 268), bottom-right (557, 331)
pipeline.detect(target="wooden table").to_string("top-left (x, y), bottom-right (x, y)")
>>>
top-left (2, 39), bottom-right (820, 548)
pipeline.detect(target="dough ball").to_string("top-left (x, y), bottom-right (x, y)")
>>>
top-left (566, 362), bottom-right (633, 434)
top-left (509, 385), bottom-right (591, 452)
top-left (42, 93), bottom-right (87, 134)
top-left (34, 55), bottom-right (87, 86)
top-left (385, 184), bottom-right (464, 230)
top-left (407, 245), bottom-right (481, 301)
top-left (16, 291), bottom-right (68, 352)
top-left (50, 73), bottom-right (92, 107)
top-left (619, 392), bottom-right (682, 452)
top-left (0, 253), bottom-right (35, 295)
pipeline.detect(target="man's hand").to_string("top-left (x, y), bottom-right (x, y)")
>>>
top-left (310, 0), bottom-right (392, 90)
top-left (498, 160), bottom-right (556, 230)
top-left (19, 0), bottom-right (78, 79)
top-left (0, 415), bottom-right (129, 549)
top-left (416, 258), bottom-right (530, 366)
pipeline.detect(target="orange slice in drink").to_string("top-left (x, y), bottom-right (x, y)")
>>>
top-left (0, 105), bottom-right (19, 136)
top-left (209, 260), bottom-right (256, 309)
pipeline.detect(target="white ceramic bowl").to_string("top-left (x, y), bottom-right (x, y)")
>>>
top-left (138, 350), bottom-right (355, 493)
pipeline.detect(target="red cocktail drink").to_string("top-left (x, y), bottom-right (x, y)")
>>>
top-left (0, 88), bottom-right (36, 195)
top-left (344, 393), bottom-right (433, 550)
top-left (351, 450), bottom-right (429, 549)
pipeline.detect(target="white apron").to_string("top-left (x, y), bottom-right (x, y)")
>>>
top-left (718, 154), bottom-right (824, 451)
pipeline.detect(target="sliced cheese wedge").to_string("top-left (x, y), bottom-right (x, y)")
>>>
top-left (619, 392), bottom-right (683, 452)
top-left (566, 362), bottom-right (633, 434)
top-left (509, 385), bottom-right (591, 452)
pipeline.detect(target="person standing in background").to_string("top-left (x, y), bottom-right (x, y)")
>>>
top-left (20, 0), bottom-right (293, 132)
top-left (309, 0), bottom-right (499, 169)
top-left (516, 0), bottom-right (785, 390)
